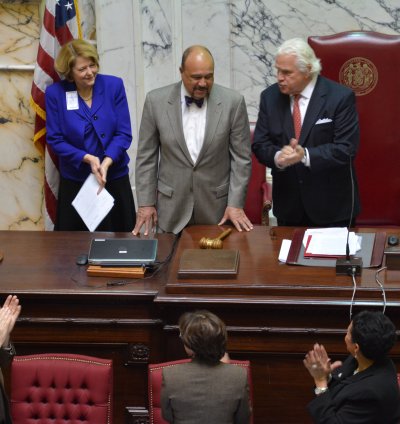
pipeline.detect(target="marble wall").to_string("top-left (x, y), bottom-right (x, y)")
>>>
top-left (1, 0), bottom-right (399, 230)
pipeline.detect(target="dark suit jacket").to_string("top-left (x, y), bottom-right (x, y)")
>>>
top-left (253, 76), bottom-right (360, 225)
top-left (136, 82), bottom-right (251, 233)
top-left (161, 359), bottom-right (251, 424)
top-left (45, 74), bottom-right (132, 182)
top-left (0, 346), bottom-right (15, 424)
top-left (308, 355), bottom-right (400, 423)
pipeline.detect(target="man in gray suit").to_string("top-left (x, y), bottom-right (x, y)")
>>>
top-left (133, 45), bottom-right (253, 234)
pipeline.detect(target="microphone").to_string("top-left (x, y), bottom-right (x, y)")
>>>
top-left (335, 155), bottom-right (362, 276)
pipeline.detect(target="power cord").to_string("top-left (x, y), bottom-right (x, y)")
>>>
top-left (349, 265), bottom-right (388, 319)
top-left (375, 266), bottom-right (387, 313)
top-left (349, 267), bottom-right (357, 320)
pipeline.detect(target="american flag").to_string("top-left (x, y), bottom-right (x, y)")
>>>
top-left (31, 0), bottom-right (82, 230)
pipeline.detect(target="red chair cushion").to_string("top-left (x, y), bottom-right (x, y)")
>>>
top-left (244, 123), bottom-right (272, 225)
top-left (10, 353), bottom-right (113, 424)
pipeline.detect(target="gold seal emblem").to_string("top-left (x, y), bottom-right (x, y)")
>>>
top-left (339, 57), bottom-right (378, 96)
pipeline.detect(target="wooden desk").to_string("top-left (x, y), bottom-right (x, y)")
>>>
top-left (0, 230), bottom-right (175, 424)
top-left (1, 227), bottom-right (399, 424)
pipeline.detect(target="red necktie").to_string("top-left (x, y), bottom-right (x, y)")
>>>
top-left (293, 94), bottom-right (302, 140)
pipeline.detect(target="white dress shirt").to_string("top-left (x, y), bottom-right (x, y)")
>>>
top-left (181, 85), bottom-right (207, 163)
top-left (275, 77), bottom-right (317, 168)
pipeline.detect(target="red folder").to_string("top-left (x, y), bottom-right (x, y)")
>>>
top-left (303, 234), bottom-right (346, 259)
top-left (287, 229), bottom-right (386, 267)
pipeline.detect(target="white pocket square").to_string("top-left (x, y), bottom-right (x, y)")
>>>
top-left (315, 118), bottom-right (333, 125)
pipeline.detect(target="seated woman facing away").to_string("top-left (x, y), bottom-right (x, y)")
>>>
top-left (161, 310), bottom-right (251, 424)
top-left (304, 310), bottom-right (400, 423)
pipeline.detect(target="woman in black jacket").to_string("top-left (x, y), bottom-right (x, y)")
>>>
top-left (304, 310), bottom-right (400, 423)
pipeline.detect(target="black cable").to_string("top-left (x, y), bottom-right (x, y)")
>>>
top-left (346, 155), bottom-right (355, 260)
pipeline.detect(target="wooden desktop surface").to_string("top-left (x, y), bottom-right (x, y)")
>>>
top-left (1, 227), bottom-right (399, 424)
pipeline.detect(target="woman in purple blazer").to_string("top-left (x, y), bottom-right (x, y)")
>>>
top-left (45, 39), bottom-right (135, 231)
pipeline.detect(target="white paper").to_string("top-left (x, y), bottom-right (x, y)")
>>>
top-left (72, 174), bottom-right (114, 232)
top-left (303, 228), bottom-right (361, 256)
top-left (279, 239), bottom-right (292, 262)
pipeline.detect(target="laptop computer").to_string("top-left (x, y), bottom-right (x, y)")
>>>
top-left (88, 238), bottom-right (158, 266)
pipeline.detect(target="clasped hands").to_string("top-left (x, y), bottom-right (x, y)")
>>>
top-left (84, 154), bottom-right (113, 194)
top-left (304, 343), bottom-right (342, 387)
top-left (276, 138), bottom-right (305, 168)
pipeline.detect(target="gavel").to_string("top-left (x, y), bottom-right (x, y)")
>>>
top-left (199, 228), bottom-right (232, 249)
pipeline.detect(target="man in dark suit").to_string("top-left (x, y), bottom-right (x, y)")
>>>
top-left (133, 45), bottom-right (253, 235)
top-left (253, 38), bottom-right (360, 227)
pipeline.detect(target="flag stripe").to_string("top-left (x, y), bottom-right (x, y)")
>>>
top-left (43, 7), bottom-right (56, 38)
top-left (55, 26), bottom-right (74, 45)
top-left (36, 45), bottom-right (60, 85)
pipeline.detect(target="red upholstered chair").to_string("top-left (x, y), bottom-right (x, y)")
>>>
top-left (10, 353), bottom-right (113, 424)
top-left (244, 123), bottom-right (272, 225)
top-left (308, 31), bottom-right (400, 226)
top-left (148, 358), bottom-right (254, 424)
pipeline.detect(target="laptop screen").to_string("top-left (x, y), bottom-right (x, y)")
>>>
top-left (88, 238), bottom-right (158, 266)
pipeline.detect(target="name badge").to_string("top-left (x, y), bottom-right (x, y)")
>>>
top-left (66, 91), bottom-right (79, 110)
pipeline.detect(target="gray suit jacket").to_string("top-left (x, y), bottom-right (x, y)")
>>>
top-left (161, 359), bottom-right (251, 424)
top-left (136, 82), bottom-right (251, 233)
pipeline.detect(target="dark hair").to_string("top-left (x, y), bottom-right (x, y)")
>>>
top-left (179, 310), bottom-right (227, 363)
top-left (180, 45), bottom-right (214, 70)
top-left (351, 311), bottom-right (397, 361)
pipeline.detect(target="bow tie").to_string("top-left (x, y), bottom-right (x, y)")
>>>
top-left (185, 95), bottom-right (204, 108)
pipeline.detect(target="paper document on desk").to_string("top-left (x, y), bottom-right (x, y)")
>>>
top-left (303, 228), bottom-right (361, 258)
top-left (72, 174), bottom-right (114, 232)
top-left (279, 239), bottom-right (292, 262)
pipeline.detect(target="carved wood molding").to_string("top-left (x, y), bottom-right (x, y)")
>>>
top-left (17, 318), bottom-right (163, 326)
top-left (163, 324), bottom-right (346, 336)
top-left (126, 343), bottom-right (150, 364)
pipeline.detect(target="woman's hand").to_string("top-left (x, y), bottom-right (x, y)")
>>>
top-left (98, 157), bottom-right (113, 192)
top-left (0, 295), bottom-right (21, 347)
top-left (303, 343), bottom-right (342, 387)
top-left (83, 154), bottom-right (102, 184)
top-left (83, 154), bottom-right (113, 193)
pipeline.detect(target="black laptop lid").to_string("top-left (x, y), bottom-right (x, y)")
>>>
top-left (88, 238), bottom-right (158, 266)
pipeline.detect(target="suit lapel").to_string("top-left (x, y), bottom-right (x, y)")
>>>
top-left (90, 75), bottom-right (105, 115)
top-left (280, 94), bottom-right (294, 143)
top-left (166, 83), bottom-right (194, 164)
top-left (62, 80), bottom-right (85, 120)
top-left (196, 86), bottom-right (222, 164)
top-left (300, 76), bottom-right (326, 145)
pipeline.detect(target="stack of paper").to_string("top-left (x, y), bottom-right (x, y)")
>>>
top-left (303, 228), bottom-right (361, 258)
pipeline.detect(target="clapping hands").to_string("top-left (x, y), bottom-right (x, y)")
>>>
top-left (0, 295), bottom-right (21, 348)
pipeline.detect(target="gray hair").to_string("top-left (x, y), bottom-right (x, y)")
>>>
top-left (276, 38), bottom-right (321, 77)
